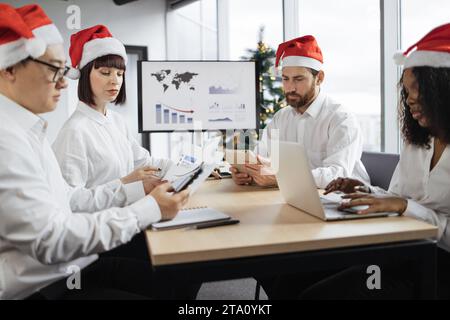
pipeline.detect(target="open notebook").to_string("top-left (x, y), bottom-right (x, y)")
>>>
top-left (151, 207), bottom-right (230, 230)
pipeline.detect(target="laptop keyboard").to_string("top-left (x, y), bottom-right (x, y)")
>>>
top-left (320, 192), bottom-right (361, 219)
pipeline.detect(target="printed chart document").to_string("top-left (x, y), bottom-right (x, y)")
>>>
top-left (162, 136), bottom-right (223, 195)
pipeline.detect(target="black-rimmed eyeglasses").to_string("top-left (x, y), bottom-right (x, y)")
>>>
top-left (30, 58), bottom-right (70, 83)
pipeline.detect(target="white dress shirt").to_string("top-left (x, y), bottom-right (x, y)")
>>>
top-left (259, 90), bottom-right (370, 188)
top-left (369, 140), bottom-right (450, 251)
top-left (0, 94), bottom-right (161, 300)
top-left (53, 101), bottom-right (172, 190)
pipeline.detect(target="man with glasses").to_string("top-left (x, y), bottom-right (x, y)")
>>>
top-left (1, 53), bottom-right (70, 113)
top-left (0, 4), bottom-right (188, 300)
top-left (28, 58), bottom-right (70, 83)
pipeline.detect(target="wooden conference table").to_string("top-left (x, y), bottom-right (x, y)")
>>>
top-left (145, 179), bottom-right (438, 298)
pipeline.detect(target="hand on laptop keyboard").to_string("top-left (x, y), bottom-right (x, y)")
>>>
top-left (320, 191), bottom-right (344, 204)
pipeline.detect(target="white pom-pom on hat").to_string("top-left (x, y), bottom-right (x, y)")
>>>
top-left (393, 51), bottom-right (406, 65)
top-left (66, 67), bottom-right (80, 80)
top-left (68, 25), bottom-right (127, 81)
top-left (394, 23), bottom-right (450, 68)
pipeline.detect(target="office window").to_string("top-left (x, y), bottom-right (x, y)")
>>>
top-left (402, 0), bottom-right (450, 49)
top-left (163, 0), bottom-right (219, 159)
top-left (298, 0), bottom-right (381, 151)
top-left (167, 0), bottom-right (218, 60)
top-left (227, 0), bottom-right (283, 60)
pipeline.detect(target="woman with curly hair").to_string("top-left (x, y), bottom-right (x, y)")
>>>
top-left (305, 23), bottom-right (450, 299)
top-left (325, 24), bottom-right (450, 252)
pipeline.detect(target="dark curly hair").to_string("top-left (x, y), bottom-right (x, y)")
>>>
top-left (398, 67), bottom-right (450, 148)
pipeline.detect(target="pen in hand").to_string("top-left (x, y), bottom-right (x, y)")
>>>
top-left (194, 219), bottom-right (240, 230)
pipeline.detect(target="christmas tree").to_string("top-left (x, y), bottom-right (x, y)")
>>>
top-left (241, 26), bottom-right (286, 129)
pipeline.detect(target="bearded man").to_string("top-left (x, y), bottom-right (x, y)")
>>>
top-left (231, 35), bottom-right (369, 189)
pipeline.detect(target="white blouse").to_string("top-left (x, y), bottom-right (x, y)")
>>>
top-left (53, 102), bottom-right (172, 189)
top-left (387, 140), bottom-right (450, 251)
top-left (259, 90), bottom-right (370, 188)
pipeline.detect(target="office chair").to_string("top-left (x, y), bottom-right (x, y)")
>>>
top-left (361, 151), bottom-right (400, 190)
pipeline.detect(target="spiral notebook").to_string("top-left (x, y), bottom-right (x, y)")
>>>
top-left (151, 207), bottom-right (231, 230)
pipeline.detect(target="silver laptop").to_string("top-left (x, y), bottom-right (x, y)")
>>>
top-left (274, 141), bottom-right (397, 221)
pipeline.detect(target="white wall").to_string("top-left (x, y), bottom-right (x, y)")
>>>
top-left (6, 0), bottom-right (167, 143)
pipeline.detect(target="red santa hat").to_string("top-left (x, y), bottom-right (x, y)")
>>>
top-left (0, 3), bottom-right (46, 69)
top-left (275, 35), bottom-right (323, 71)
top-left (68, 25), bottom-right (128, 79)
top-left (394, 23), bottom-right (450, 68)
top-left (16, 4), bottom-right (63, 46)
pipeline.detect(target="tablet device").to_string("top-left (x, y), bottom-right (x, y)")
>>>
top-left (171, 163), bottom-right (204, 193)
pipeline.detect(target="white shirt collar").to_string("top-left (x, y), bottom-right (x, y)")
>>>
top-left (0, 93), bottom-right (47, 135)
top-left (77, 101), bottom-right (110, 125)
top-left (289, 89), bottom-right (325, 119)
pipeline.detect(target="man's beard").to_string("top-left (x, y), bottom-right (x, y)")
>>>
top-left (285, 85), bottom-right (316, 110)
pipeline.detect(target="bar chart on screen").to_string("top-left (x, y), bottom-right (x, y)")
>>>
top-left (155, 103), bottom-right (194, 125)
top-left (139, 61), bottom-right (258, 132)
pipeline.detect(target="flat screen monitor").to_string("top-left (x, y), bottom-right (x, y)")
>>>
top-left (138, 60), bottom-right (258, 132)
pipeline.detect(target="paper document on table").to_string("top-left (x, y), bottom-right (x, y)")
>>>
top-left (186, 161), bottom-right (217, 195)
top-left (162, 136), bottom-right (222, 183)
top-left (151, 207), bottom-right (230, 230)
top-left (163, 155), bottom-right (200, 183)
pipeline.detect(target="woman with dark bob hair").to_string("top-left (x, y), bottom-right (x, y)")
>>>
top-left (52, 25), bottom-right (201, 298)
top-left (53, 25), bottom-right (172, 197)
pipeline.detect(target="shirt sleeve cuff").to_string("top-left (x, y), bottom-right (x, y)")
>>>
top-left (404, 199), bottom-right (444, 238)
top-left (404, 199), bottom-right (433, 222)
top-left (129, 195), bottom-right (162, 230)
top-left (404, 199), bottom-right (426, 219)
top-left (123, 181), bottom-right (145, 204)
